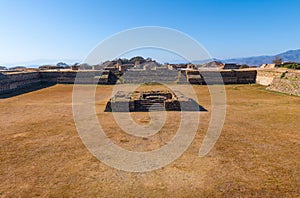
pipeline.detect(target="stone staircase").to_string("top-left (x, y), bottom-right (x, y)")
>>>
top-left (137, 101), bottom-right (165, 111)
top-left (148, 103), bottom-right (165, 111)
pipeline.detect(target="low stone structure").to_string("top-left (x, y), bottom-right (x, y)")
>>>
top-left (119, 70), bottom-right (180, 84)
top-left (105, 90), bottom-right (206, 112)
top-left (117, 69), bottom-right (257, 85)
top-left (260, 63), bottom-right (277, 69)
top-left (256, 68), bottom-right (300, 96)
top-left (222, 63), bottom-right (241, 70)
top-left (266, 70), bottom-right (300, 96)
top-left (256, 68), bottom-right (287, 86)
top-left (0, 70), bottom-right (115, 95)
top-left (1, 68), bottom-right (298, 96)
top-left (0, 72), bottom-right (41, 94)
top-left (0, 69), bottom-right (258, 95)
top-left (40, 70), bottom-right (113, 84)
top-left (186, 70), bottom-right (257, 84)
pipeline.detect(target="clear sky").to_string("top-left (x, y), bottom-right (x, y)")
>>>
top-left (0, 0), bottom-right (300, 66)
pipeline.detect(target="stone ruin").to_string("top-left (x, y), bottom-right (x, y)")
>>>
top-left (105, 90), bottom-right (206, 112)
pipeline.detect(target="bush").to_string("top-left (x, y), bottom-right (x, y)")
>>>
top-left (280, 71), bottom-right (287, 79)
top-left (279, 63), bottom-right (300, 69)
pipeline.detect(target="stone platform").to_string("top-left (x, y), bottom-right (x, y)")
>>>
top-left (105, 90), bottom-right (206, 112)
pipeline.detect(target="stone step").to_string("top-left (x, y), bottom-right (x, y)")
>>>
top-left (148, 103), bottom-right (165, 111)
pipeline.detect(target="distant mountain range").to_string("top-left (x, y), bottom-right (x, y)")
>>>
top-left (222, 49), bottom-right (300, 66)
top-left (2, 58), bottom-right (82, 68)
top-left (2, 49), bottom-right (300, 68)
top-left (182, 49), bottom-right (300, 66)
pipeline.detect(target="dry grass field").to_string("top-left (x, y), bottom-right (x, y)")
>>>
top-left (0, 84), bottom-right (299, 197)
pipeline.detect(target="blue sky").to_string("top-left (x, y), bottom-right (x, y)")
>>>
top-left (0, 0), bottom-right (300, 66)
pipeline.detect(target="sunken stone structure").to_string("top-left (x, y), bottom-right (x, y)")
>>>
top-left (105, 90), bottom-right (206, 112)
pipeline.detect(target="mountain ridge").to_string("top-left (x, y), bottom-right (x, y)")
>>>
top-left (2, 49), bottom-right (300, 68)
top-left (222, 49), bottom-right (300, 66)
top-left (2, 58), bottom-right (82, 68)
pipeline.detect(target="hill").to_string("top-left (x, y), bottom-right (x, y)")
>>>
top-left (223, 49), bottom-right (300, 66)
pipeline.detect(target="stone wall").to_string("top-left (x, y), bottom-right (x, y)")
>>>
top-left (39, 71), bottom-right (111, 84)
top-left (187, 70), bottom-right (257, 85)
top-left (267, 70), bottom-right (300, 96)
top-left (256, 69), bottom-right (284, 86)
top-left (256, 68), bottom-right (300, 96)
top-left (0, 70), bottom-right (113, 95)
top-left (1, 69), bottom-right (298, 96)
top-left (0, 69), bottom-right (258, 95)
top-left (0, 72), bottom-right (41, 94)
top-left (119, 70), bottom-right (180, 84)
top-left (118, 69), bottom-right (257, 85)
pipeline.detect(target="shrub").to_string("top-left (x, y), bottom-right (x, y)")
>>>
top-left (280, 71), bottom-right (287, 79)
top-left (279, 63), bottom-right (300, 69)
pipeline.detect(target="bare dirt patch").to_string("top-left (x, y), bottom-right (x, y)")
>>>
top-left (0, 84), bottom-right (299, 197)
